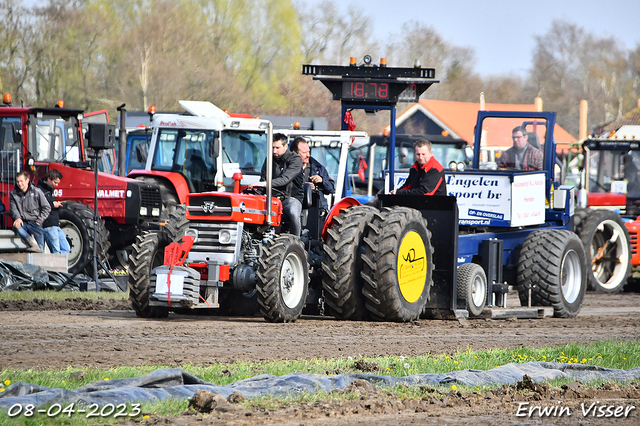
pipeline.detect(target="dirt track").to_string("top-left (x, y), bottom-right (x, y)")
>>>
top-left (1, 292), bottom-right (639, 425)
top-left (1, 292), bottom-right (639, 370)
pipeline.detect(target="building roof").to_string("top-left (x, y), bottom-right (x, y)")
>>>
top-left (602, 107), bottom-right (640, 132)
top-left (384, 99), bottom-right (576, 147)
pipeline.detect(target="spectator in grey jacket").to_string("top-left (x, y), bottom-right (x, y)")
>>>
top-left (9, 171), bottom-right (51, 252)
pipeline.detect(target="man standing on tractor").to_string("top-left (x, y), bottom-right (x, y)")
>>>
top-left (249, 133), bottom-right (304, 236)
top-left (9, 171), bottom-right (51, 253)
top-left (390, 139), bottom-right (447, 196)
top-left (290, 137), bottom-right (335, 211)
top-left (497, 126), bottom-right (543, 171)
top-left (37, 169), bottom-right (70, 254)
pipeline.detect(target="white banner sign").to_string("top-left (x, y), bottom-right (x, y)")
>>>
top-left (446, 174), bottom-right (512, 226)
top-left (511, 173), bottom-right (546, 226)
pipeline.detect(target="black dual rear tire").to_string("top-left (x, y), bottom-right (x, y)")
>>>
top-left (360, 207), bottom-right (433, 322)
top-left (321, 205), bottom-right (378, 320)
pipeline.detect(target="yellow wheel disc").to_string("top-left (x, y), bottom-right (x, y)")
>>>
top-left (396, 231), bottom-right (428, 303)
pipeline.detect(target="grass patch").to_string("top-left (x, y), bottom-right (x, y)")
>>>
top-left (0, 290), bottom-right (128, 302)
top-left (0, 340), bottom-right (638, 425)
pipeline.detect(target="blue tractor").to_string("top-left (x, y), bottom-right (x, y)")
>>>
top-left (311, 58), bottom-right (587, 322)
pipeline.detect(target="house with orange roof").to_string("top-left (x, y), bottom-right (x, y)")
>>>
top-left (383, 99), bottom-right (577, 160)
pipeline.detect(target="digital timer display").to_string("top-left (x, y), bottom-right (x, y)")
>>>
top-left (341, 81), bottom-right (389, 100)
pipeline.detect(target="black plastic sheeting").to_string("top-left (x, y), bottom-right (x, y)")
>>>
top-left (1, 363), bottom-right (639, 410)
top-left (0, 261), bottom-right (122, 292)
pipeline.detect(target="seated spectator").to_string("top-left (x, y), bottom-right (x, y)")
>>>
top-left (9, 171), bottom-right (50, 252)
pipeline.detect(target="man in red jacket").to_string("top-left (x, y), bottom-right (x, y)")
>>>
top-left (391, 139), bottom-right (447, 196)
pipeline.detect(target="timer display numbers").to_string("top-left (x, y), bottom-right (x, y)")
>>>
top-left (342, 81), bottom-right (389, 101)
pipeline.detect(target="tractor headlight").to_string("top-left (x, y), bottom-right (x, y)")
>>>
top-left (448, 161), bottom-right (457, 171)
top-left (152, 207), bottom-right (160, 217)
top-left (456, 162), bottom-right (465, 172)
top-left (185, 228), bottom-right (198, 243)
top-left (140, 206), bottom-right (148, 216)
top-left (219, 230), bottom-right (232, 244)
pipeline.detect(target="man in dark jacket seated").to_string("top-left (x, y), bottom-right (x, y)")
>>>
top-left (289, 137), bottom-right (336, 211)
top-left (249, 133), bottom-right (304, 236)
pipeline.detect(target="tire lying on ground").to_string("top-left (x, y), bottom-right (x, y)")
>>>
top-left (361, 207), bottom-right (434, 322)
top-left (516, 229), bottom-right (587, 318)
top-left (59, 201), bottom-right (110, 275)
top-left (457, 263), bottom-right (487, 317)
top-left (576, 210), bottom-right (631, 293)
top-left (256, 234), bottom-right (308, 323)
top-left (321, 205), bottom-right (378, 320)
top-left (128, 230), bottom-right (172, 318)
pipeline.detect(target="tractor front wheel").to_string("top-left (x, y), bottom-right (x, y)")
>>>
top-left (256, 234), bottom-right (308, 323)
top-left (457, 263), bottom-right (487, 317)
top-left (128, 230), bottom-right (171, 318)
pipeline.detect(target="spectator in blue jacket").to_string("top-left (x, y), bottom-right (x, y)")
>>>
top-left (290, 137), bottom-right (336, 211)
top-left (37, 169), bottom-right (70, 254)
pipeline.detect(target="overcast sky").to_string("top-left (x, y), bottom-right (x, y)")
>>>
top-left (303, 0), bottom-right (640, 76)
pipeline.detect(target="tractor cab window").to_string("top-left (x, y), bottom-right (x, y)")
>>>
top-left (478, 117), bottom-right (548, 171)
top-left (587, 150), bottom-right (633, 194)
top-left (0, 116), bottom-right (22, 184)
top-left (152, 128), bottom-right (218, 193)
top-left (29, 114), bottom-right (78, 163)
top-left (431, 143), bottom-right (469, 167)
top-left (305, 138), bottom-right (341, 182)
top-left (220, 130), bottom-right (267, 182)
top-left (127, 133), bottom-right (151, 172)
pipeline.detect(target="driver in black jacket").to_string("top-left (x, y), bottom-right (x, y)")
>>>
top-left (249, 133), bottom-right (304, 236)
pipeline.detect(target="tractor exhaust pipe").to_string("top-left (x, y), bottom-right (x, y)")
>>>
top-left (117, 103), bottom-right (127, 176)
top-left (266, 123), bottom-right (273, 225)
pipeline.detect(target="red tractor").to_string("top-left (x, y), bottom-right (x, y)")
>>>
top-left (0, 93), bottom-right (179, 274)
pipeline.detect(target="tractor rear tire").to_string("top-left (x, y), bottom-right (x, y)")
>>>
top-left (516, 230), bottom-right (587, 318)
top-left (59, 201), bottom-right (110, 275)
top-left (457, 263), bottom-right (487, 317)
top-left (256, 234), bottom-right (308, 323)
top-left (128, 230), bottom-right (171, 318)
top-left (361, 207), bottom-right (434, 322)
top-left (578, 210), bottom-right (631, 293)
top-left (321, 205), bottom-right (378, 320)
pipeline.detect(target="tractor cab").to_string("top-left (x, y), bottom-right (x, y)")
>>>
top-left (128, 101), bottom-right (270, 206)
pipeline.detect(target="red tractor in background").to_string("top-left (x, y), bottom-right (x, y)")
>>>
top-left (571, 125), bottom-right (640, 292)
top-left (0, 93), bottom-right (176, 275)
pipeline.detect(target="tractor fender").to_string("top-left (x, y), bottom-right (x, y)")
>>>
top-left (321, 196), bottom-right (361, 241)
top-left (128, 170), bottom-right (190, 204)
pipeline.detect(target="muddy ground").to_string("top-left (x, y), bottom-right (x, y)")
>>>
top-left (1, 292), bottom-right (639, 425)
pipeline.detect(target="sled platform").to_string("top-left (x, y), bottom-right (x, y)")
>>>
top-left (480, 306), bottom-right (554, 319)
